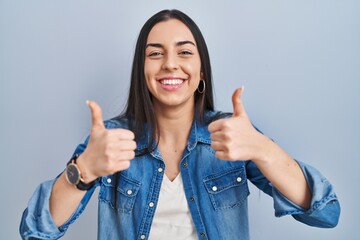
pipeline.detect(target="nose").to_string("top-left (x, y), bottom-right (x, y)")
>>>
top-left (162, 53), bottom-right (178, 71)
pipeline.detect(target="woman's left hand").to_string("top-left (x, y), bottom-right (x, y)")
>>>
top-left (208, 87), bottom-right (270, 162)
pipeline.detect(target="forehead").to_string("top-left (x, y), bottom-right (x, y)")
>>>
top-left (147, 19), bottom-right (196, 44)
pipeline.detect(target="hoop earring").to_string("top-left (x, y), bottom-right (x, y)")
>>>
top-left (197, 79), bottom-right (206, 94)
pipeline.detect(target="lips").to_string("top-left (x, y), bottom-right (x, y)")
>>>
top-left (159, 78), bottom-right (185, 85)
top-left (157, 77), bottom-right (186, 90)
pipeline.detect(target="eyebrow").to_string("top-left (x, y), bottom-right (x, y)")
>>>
top-left (146, 40), bottom-right (196, 48)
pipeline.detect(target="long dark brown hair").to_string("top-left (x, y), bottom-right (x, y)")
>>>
top-left (114, 9), bottom-right (215, 155)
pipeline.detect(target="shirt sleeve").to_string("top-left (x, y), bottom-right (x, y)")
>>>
top-left (246, 159), bottom-right (340, 228)
top-left (19, 177), bottom-right (98, 240)
top-left (19, 136), bottom-right (99, 240)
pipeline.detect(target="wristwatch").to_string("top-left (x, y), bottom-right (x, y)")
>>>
top-left (65, 154), bottom-right (97, 191)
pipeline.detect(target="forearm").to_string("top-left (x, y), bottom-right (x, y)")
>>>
top-left (253, 136), bottom-right (312, 209)
top-left (50, 171), bottom-right (87, 227)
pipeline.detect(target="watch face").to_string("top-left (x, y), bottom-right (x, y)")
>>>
top-left (66, 163), bottom-right (80, 185)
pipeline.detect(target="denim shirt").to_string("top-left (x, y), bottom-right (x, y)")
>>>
top-left (20, 111), bottom-right (340, 240)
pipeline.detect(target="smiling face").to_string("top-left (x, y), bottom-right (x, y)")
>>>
top-left (144, 19), bottom-right (202, 111)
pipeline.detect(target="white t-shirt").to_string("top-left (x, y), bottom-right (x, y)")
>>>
top-left (148, 173), bottom-right (198, 240)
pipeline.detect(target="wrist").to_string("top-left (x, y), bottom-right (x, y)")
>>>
top-left (65, 154), bottom-right (98, 191)
top-left (76, 153), bottom-right (98, 183)
top-left (252, 134), bottom-right (278, 166)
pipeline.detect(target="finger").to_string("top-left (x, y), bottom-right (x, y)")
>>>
top-left (208, 118), bottom-right (226, 133)
top-left (113, 140), bottom-right (137, 151)
top-left (87, 100), bottom-right (105, 131)
top-left (116, 150), bottom-right (136, 161)
top-left (210, 141), bottom-right (224, 151)
top-left (215, 151), bottom-right (228, 160)
top-left (111, 129), bottom-right (135, 140)
top-left (232, 86), bottom-right (247, 118)
top-left (210, 131), bottom-right (228, 142)
top-left (114, 160), bottom-right (131, 172)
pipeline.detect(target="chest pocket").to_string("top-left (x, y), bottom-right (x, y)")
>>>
top-left (203, 166), bottom-right (249, 211)
top-left (99, 173), bottom-right (141, 213)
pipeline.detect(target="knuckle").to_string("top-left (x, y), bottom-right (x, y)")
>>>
top-left (223, 144), bottom-right (230, 152)
top-left (223, 133), bottom-right (231, 141)
top-left (222, 120), bottom-right (231, 129)
top-left (215, 151), bottom-right (223, 159)
top-left (120, 129), bottom-right (135, 139)
top-left (104, 146), bottom-right (112, 158)
top-left (129, 131), bottom-right (135, 139)
top-left (121, 161), bottom-right (131, 170)
top-left (131, 141), bottom-right (137, 150)
top-left (104, 163), bottom-right (113, 173)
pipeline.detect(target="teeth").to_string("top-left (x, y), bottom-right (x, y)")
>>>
top-left (160, 79), bottom-right (184, 85)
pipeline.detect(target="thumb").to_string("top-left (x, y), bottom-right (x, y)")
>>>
top-left (232, 86), bottom-right (247, 117)
top-left (87, 100), bottom-right (105, 131)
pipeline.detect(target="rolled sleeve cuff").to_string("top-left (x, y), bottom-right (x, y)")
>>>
top-left (271, 160), bottom-right (340, 228)
top-left (20, 177), bottom-right (98, 239)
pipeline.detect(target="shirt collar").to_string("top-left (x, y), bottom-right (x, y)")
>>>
top-left (135, 114), bottom-right (213, 152)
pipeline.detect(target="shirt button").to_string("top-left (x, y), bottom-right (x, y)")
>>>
top-left (190, 196), bottom-right (195, 202)
top-left (212, 186), bottom-right (218, 192)
top-left (127, 189), bottom-right (133, 195)
top-left (236, 177), bottom-right (242, 183)
top-left (158, 167), bottom-right (163, 173)
top-left (200, 232), bottom-right (206, 237)
top-left (182, 162), bottom-right (187, 167)
top-left (149, 202), bottom-right (155, 207)
top-left (106, 178), bottom-right (112, 183)
top-left (140, 234), bottom-right (146, 239)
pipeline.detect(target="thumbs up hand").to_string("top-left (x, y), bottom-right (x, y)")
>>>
top-left (76, 101), bottom-right (136, 183)
top-left (208, 87), bottom-right (268, 161)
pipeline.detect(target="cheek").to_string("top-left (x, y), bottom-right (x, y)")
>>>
top-left (144, 61), bottom-right (154, 86)
top-left (183, 61), bottom-right (201, 78)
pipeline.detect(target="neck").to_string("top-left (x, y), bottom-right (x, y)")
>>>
top-left (153, 101), bottom-right (194, 144)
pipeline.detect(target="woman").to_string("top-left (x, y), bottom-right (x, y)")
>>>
top-left (20, 9), bottom-right (340, 240)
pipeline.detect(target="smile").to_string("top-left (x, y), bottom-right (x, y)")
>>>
top-left (159, 79), bottom-right (185, 85)
top-left (157, 78), bottom-right (186, 91)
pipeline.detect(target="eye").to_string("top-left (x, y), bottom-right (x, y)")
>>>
top-left (179, 50), bottom-right (193, 56)
top-left (148, 51), bottom-right (162, 57)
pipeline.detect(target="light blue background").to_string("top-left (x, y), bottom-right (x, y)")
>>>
top-left (1, 1), bottom-right (359, 239)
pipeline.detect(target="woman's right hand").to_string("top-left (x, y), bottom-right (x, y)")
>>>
top-left (76, 101), bottom-right (136, 183)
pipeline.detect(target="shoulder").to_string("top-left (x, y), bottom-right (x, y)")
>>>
top-left (104, 116), bottom-right (132, 130)
top-left (203, 110), bottom-right (232, 124)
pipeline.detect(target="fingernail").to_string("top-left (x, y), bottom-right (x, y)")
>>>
top-left (86, 100), bottom-right (90, 105)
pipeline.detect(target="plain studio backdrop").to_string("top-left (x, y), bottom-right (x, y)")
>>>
top-left (1, 1), bottom-right (359, 239)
